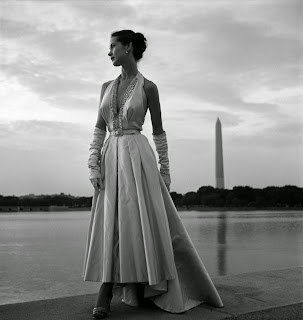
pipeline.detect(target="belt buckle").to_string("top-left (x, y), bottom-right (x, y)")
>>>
top-left (113, 129), bottom-right (123, 136)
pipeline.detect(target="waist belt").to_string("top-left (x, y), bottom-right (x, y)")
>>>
top-left (110, 129), bottom-right (141, 136)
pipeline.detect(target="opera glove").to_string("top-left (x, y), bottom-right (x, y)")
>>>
top-left (88, 127), bottom-right (107, 190)
top-left (153, 131), bottom-right (171, 191)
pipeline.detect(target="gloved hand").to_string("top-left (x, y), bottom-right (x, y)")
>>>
top-left (152, 131), bottom-right (171, 191)
top-left (88, 127), bottom-right (107, 191)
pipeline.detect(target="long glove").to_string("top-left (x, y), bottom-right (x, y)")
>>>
top-left (153, 131), bottom-right (171, 191)
top-left (88, 127), bottom-right (107, 191)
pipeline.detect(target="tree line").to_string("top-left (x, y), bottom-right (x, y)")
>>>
top-left (171, 185), bottom-right (303, 208)
top-left (0, 193), bottom-right (92, 208)
top-left (0, 185), bottom-right (302, 209)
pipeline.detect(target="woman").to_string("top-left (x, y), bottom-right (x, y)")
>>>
top-left (83, 30), bottom-right (223, 319)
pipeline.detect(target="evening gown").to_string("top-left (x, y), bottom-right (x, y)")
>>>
top-left (83, 71), bottom-right (223, 313)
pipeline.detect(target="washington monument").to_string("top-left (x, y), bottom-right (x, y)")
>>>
top-left (216, 118), bottom-right (225, 189)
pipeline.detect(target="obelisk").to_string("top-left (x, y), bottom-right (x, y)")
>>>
top-left (216, 118), bottom-right (225, 189)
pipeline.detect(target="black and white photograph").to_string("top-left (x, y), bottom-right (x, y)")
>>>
top-left (0, 0), bottom-right (302, 319)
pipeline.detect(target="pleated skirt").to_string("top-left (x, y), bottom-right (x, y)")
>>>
top-left (83, 132), bottom-right (223, 313)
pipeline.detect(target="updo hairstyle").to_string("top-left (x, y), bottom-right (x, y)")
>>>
top-left (111, 30), bottom-right (147, 61)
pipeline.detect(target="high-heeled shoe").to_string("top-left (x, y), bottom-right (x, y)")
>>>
top-left (93, 292), bottom-right (113, 319)
top-left (92, 306), bottom-right (109, 319)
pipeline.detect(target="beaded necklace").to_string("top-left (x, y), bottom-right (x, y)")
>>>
top-left (110, 73), bottom-right (139, 135)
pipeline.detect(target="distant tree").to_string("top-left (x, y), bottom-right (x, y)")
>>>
top-left (0, 196), bottom-right (19, 206)
top-left (1, 186), bottom-right (302, 209)
top-left (225, 191), bottom-right (241, 207)
top-left (170, 192), bottom-right (183, 207)
top-left (182, 192), bottom-right (199, 208)
top-left (197, 186), bottom-right (215, 206)
top-left (232, 186), bottom-right (256, 206)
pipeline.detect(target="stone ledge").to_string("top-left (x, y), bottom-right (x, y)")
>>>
top-left (0, 266), bottom-right (302, 320)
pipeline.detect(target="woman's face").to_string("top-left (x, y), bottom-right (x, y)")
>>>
top-left (108, 36), bottom-right (128, 66)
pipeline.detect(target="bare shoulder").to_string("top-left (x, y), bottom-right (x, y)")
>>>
top-left (143, 77), bottom-right (159, 96)
top-left (99, 80), bottom-right (113, 100)
top-left (101, 80), bottom-right (112, 92)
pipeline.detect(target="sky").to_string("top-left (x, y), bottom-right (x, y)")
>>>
top-left (0, 0), bottom-right (302, 196)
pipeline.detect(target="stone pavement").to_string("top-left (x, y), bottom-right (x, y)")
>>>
top-left (0, 266), bottom-right (302, 320)
top-left (223, 303), bottom-right (303, 320)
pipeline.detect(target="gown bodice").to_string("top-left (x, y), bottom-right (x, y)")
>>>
top-left (100, 71), bottom-right (148, 133)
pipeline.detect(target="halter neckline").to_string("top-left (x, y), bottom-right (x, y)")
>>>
top-left (110, 72), bottom-right (140, 135)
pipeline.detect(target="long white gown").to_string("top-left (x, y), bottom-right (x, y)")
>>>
top-left (83, 71), bottom-right (224, 313)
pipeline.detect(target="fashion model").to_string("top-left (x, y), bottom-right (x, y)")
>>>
top-left (83, 30), bottom-right (223, 319)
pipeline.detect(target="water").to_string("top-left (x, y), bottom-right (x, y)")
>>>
top-left (0, 210), bottom-right (302, 305)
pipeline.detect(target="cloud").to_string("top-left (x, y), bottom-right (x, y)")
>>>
top-left (67, 0), bottom-right (136, 22)
top-left (1, 23), bottom-right (105, 111)
top-left (0, 0), bottom-right (302, 194)
top-left (223, 115), bottom-right (303, 148)
top-left (0, 120), bottom-right (93, 196)
top-left (0, 2), bottom-right (137, 113)
top-left (0, 17), bottom-right (37, 39)
top-left (198, 16), bottom-right (301, 78)
top-left (188, 110), bottom-right (241, 128)
top-left (172, 76), bottom-right (280, 113)
top-left (232, 0), bottom-right (302, 36)
top-left (0, 120), bottom-right (91, 152)
top-left (140, 2), bottom-right (301, 101)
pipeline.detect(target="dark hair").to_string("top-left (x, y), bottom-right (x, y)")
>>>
top-left (111, 30), bottom-right (147, 61)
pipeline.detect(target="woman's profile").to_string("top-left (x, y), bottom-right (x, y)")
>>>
top-left (83, 29), bottom-right (223, 319)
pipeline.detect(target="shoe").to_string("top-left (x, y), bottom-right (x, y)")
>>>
top-left (93, 292), bottom-right (113, 318)
top-left (92, 306), bottom-right (109, 319)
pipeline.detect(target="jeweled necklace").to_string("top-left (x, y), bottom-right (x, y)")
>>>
top-left (110, 72), bottom-right (139, 132)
